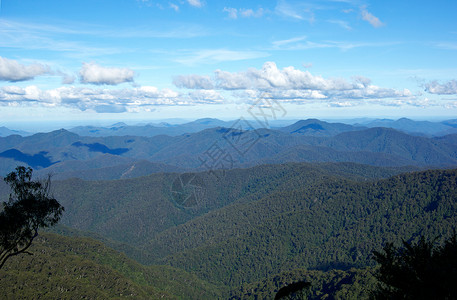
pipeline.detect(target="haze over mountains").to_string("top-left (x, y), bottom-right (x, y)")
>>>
top-left (0, 118), bottom-right (456, 179)
top-left (63, 117), bottom-right (457, 137)
top-left (2, 117), bottom-right (457, 138)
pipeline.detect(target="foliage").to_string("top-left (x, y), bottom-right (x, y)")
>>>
top-left (274, 280), bottom-right (311, 299)
top-left (0, 162), bottom-right (404, 258)
top-left (372, 234), bottom-right (457, 299)
top-left (0, 166), bottom-right (64, 269)
top-left (229, 267), bottom-right (378, 299)
top-left (0, 233), bottom-right (223, 299)
top-left (157, 168), bottom-right (457, 286)
top-left (2, 165), bottom-right (457, 298)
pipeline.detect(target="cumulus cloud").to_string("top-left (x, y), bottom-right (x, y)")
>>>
top-left (61, 74), bottom-right (76, 84)
top-left (79, 62), bottom-right (135, 85)
top-left (188, 90), bottom-right (223, 103)
top-left (173, 74), bottom-right (214, 89)
top-left (425, 80), bottom-right (457, 95)
top-left (0, 56), bottom-right (50, 82)
top-left (0, 85), bottom-right (224, 112)
top-left (2, 86), bottom-right (26, 95)
top-left (361, 6), bottom-right (384, 28)
top-left (174, 61), bottom-right (413, 103)
top-left (177, 61), bottom-right (360, 91)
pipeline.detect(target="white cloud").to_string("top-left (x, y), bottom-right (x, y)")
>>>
top-left (275, 0), bottom-right (305, 20)
top-left (61, 73), bottom-right (76, 85)
top-left (174, 61), bottom-right (414, 104)
top-left (187, 0), bottom-right (202, 8)
top-left (170, 3), bottom-right (179, 11)
top-left (0, 56), bottom-right (50, 82)
top-left (271, 36), bottom-right (398, 52)
top-left (211, 61), bottom-right (360, 91)
top-left (360, 6), bottom-right (384, 28)
top-left (329, 101), bottom-right (354, 107)
top-left (240, 8), bottom-right (264, 18)
top-left (0, 85), bottom-right (224, 112)
top-left (352, 76), bottom-right (371, 87)
top-left (425, 80), bottom-right (457, 95)
top-left (173, 74), bottom-right (214, 89)
top-left (224, 7), bottom-right (264, 19)
top-left (328, 20), bottom-right (352, 30)
top-left (188, 90), bottom-right (223, 103)
top-left (79, 62), bottom-right (135, 85)
top-left (334, 86), bottom-right (412, 99)
top-left (275, 0), bottom-right (314, 23)
top-left (223, 7), bottom-right (238, 19)
top-left (272, 36), bottom-right (307, 47)
top-left (2, 86), bottom-right (26, 95)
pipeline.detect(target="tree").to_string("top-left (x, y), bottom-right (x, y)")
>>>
top-left (275, 281), bottom-right (311, 300)
top-left (372, 234), bottom-right (457, 299)
top-left (0, 166), bottom-right (64, 269)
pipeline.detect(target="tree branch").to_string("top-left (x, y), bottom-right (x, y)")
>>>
top-left (0, 229), bottom-right (38, 270)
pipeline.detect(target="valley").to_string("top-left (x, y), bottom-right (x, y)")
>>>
top-left (1, 118), bottom-right (456, 298)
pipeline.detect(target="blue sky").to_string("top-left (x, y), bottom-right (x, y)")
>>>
top-left (0, 0), bottom-right (456, 128)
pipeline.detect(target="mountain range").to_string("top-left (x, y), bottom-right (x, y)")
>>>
top-left (66, 117), bottom-right (457, 137)
top-left (3, 117), bottom-right (457, 138)
top-left (0, 118), bottom-right (456, 178)
top-left (2, 117), bottom-right (457, 298)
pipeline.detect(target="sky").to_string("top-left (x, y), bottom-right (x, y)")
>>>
top-left (0, 0), bottom-right (456, 129)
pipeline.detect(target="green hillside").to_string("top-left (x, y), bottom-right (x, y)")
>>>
top-left (1, 163), bottom-right (455, 298)
top-left (229, 267), bottom-right (378, 299)
top-left (41, 163), bottom-right (411, 252)
top-left (148, 168), bottom-right (457, 287)
top-left (0, 233), bottom-right (222, 299)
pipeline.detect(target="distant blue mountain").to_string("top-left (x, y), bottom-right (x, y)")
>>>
top-left (0, 126), bottom-right (31, 137)
top-left (2, 118), bottom-right (457, 179)
top-left (68, 118), bottom-right (235, 137)
top-left (279, 119), bottom-right (365, 136)
top-left (361, 118), bottom-right (456, 136)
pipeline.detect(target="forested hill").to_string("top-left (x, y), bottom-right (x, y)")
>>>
top-left (29, 163), bottom-right (416, 250)
top-left (1, 165), bottom-right (456, 298)
top-left (0, 233), bottom-right (222, 299)
top-left (146, 168), bottom-right (457, 287)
